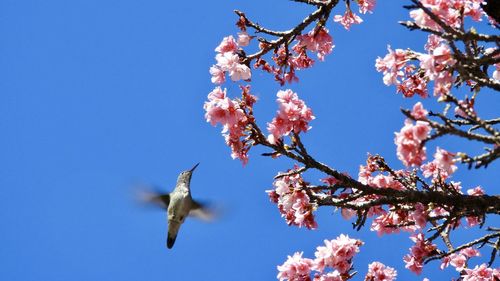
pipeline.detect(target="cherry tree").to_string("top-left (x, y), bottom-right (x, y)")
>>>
top-left (204, 0), bottom-right (499, 280)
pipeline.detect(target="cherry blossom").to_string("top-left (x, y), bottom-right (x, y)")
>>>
top-left (277, 252), bottom-right (314, 281)
top-left (462, 263), bottom-right (500, 281)
top-left (403, 233), bottom-right (437, 275)
top-left (365, 261), bottom-right (397, 281)
top-left (313, 234), bottom-right (363, 273)
top-left (395, 119), bottom-right (431, 167)
top-left (267, 89), bottom-right (315, 145)
top-left (334, 10), bottom-right (363, 30)
top-left (357, 0), bottom-right (376, 14)
top-left (268, 169), bottom-right (318, 229)
top-left (294, 27), bottom-right (334, 61)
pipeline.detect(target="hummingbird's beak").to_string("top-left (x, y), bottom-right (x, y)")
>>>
top-left (190, 163), bottom-right (200, 172)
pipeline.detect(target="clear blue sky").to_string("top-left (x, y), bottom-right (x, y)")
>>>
top-left (1, 1), bottom-right (498, 280)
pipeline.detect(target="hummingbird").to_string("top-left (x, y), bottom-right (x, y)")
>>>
top-left (142, 163), bottom-right (213, 249)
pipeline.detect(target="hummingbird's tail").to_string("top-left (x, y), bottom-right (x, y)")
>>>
top-left (167, 220), bottom-right (181, 249)
top-left (167, 234), bottom-right (176, 249)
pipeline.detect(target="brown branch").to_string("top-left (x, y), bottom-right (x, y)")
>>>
top-left (424, 231), bottom-right (500, 263)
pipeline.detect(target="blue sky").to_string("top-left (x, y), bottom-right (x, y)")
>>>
top-left (1, 0), bottom-right (498, 280)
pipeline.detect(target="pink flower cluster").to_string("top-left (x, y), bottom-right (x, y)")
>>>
top-left (277, 252), bottom-right (314, 281)
top-left (365, 261), bottom-right (397, 281)
top-left (395, 117), bottom-right (431, 167)
top-left (420, 147), bottom-right (457, 180)
top-left (333, 0), bottom-right (376, 30)
top-left (440, 247), bottom-right (480, 271)
top-left (267, 168), bottom-right (318, 229)
top-left (418, 44), bottom-right (455, 97)
top-left (264, 27), bottom-right (334, 85)
top-left (294, 27), bottom-right (335, 62)
top-left (314, 235), bottom-right (363, 274)
top-left (462, 263), bottom-right (500, 281)
top-left (410, 0), bottom-right (486, 31)
top-left (210, 35), bottom-right (251, 84)
top-left (268, 89), bottom-right (315, 145)
top-left (375, 46), bottom-right (428, 98)
top-left (277, 235), bottom-right (365, 281)
top-left (371, 203), bottom-right (427, 236)
top-left (465, 186), bottom-right (485, 227)
top-left (334, 10), bottom-right (363, 30)
top-left (204, 86), bottom-right (256, 164)
top-left (403, 233), bottom-right (437, 275)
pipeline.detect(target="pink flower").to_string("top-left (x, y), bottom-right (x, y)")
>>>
top-left (277, 252), bottom-right (314, 281)
top-left (460, 247), bottom-right (480, 258)
top-left (313, 271), bottom-right (342, 281)
top-left (419, 45), bottom-right (455, 81)
top-left (424, 35), bottom-right (443, 52)
top-left (204, 87), bottom-right (245, 126)
top-left (313, 234), bottom-right (363, 273)
top-left (228, 62), bottom-right (251, 81)
top-left (267, 89), bottom-right (315, 144)
top-left (375, 46), bottom-right (411, 86)
top-left (237, 31), bottom-right (251, 47)
top-left (462, 263), bottom-right (499, 281)
top-left (209, 66), bottom-right (225, 84)
top-left (295, 27), bottom-right (334, 61)
top-left (467, 186), bottom-right (485, 196)
top-left (395, 119), bottom-right (431, 167)
top-left (357, 0), bottom-right (376, 14)
top-left (334, 10), bottom-right (363, 30)
top-left (449, 253), bottom-right (467, 271)
top-left (204, 87), bottom-right (257, 165)
top-left (215, 35), bottom-right (238, 54)
top-left (320, 176), bottom-right (340, 186)
top-left (433, 147), bottom-right (457, 175)
top-left (411, 102), bottom-right (428, 120)
top-left (493, 64), bottom-right (500, 81)
top-left (268, 169), bottom-right (318, 229)
top-left (365, 261), bottom-right (397, 281)
top-left (403, 233), bottom-right (437, 275)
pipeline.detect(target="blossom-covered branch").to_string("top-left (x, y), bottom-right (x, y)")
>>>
top-left (205, 0), bottom-right (499, 279)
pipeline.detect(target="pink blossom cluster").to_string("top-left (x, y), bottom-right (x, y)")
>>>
top-left (418, 44), bottom-right (455, 97)
top-left (210, 35), bottom-right (251, 84)
top-left (365, 261), bottom-right (397, 281)
top-left (371, 203), bottom-right (428, 236)
top-left (375, 46), bottom-right (428, 98)
top-left (461, 263), bottom-right (500, 281)
top-left (314, 235), bottom-right (363, 274)
top-left (420, 147), bottom-right (457, 180)
top-left (294, 27), bottom-right (335, 62)
top-left (403, 233), bottom-right (437, 275)
top-left (440, 247), bottom-right (480, 271)
top-left (395, 118), bottom-right (431, 167)
top-left (277, 252), bottom-right (314, 281)
top-left (333, 0), bottom-right (376, 30)
top-left (277, 235), bottom-right (366, 281)
top-left (267, 89), bottom-right (315, 145)
top-left (204, 86), bottom-right (256, 164)
top-left (465, 186), bottom-right (485, 227)
top-left (267, 168), bottom-right (318, 229)
top-left (264, 27), bottom-right (334, 85)
top-left (410, 0), bottom-right (486, 31)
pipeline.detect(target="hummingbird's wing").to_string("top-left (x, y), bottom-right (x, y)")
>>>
top-left (138, 188), bottom-right (171, 209)
top-left (188, 199), bottom-right (215, 221)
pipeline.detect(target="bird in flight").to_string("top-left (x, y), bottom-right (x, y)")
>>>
top-left (141, 163), bottom-right (213, 249)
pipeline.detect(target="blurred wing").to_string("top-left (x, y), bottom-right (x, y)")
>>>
top-left (189, 199), bottom-right (215, 221)
top-left (137, 188), bottom-right (171, 209)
